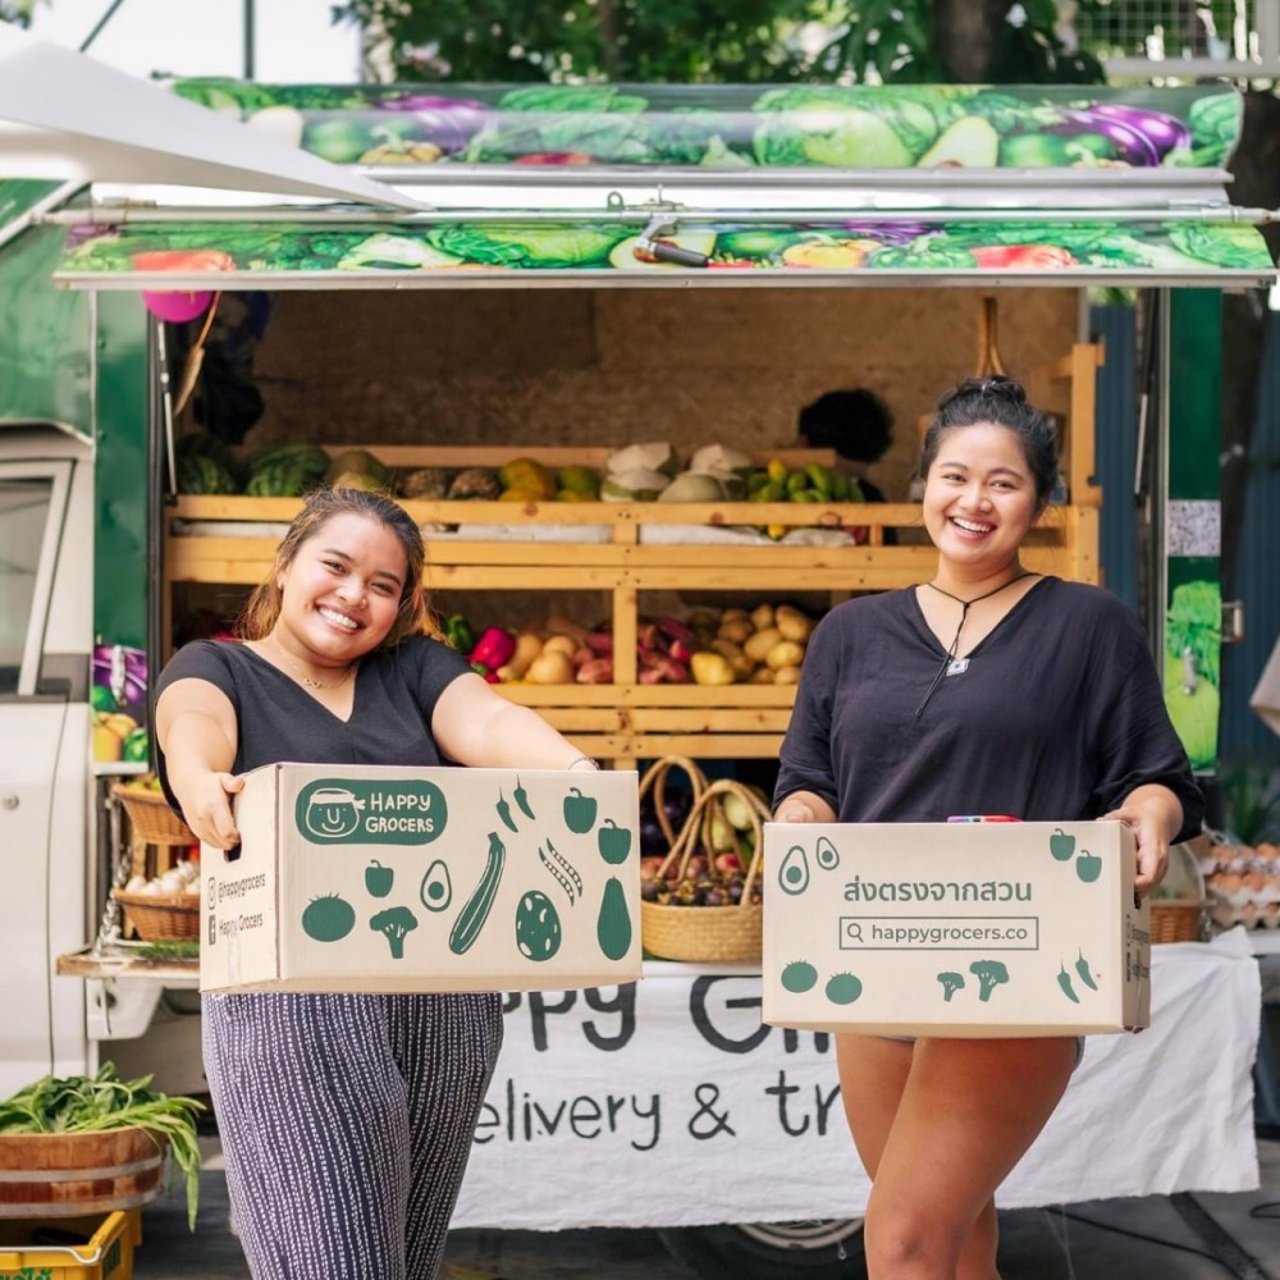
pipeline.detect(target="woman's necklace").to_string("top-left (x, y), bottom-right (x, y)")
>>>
top-left (264, 635), bottom-right (356, 692)
top-left (913, 571), bottom-right (1038, 718)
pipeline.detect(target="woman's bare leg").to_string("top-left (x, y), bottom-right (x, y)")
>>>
top-left (860, 1036), bottom-right (1077, 1280)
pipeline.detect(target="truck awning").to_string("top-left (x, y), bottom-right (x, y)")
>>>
top-left (44, 82), bottom-right (1277, 290)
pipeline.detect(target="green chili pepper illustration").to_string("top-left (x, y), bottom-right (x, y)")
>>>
top-left (1074, 949), bottom-right (1099, 991)
top-left (1057, 964), bottom-right (1080, 1004)
top-left (513, 777), bottom-right (536, 821)
top-left (495, 791), bottom-right (519, 833)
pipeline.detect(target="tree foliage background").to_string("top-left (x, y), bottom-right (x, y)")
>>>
top-left (331, 0), bottom-right (1107, 85)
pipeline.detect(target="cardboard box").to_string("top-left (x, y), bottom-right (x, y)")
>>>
top-left (763, 821), bottom-right (1150, 1036)
top-left (200, 764), bottom-right (640, 994)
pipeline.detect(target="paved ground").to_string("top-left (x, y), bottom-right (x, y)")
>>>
top-left (123, 1139), bottom-right (1280, 1279)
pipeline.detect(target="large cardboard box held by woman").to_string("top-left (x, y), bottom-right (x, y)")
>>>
top-left (200, 763), bottom-right (641, 993)
top-left (763, 821), bottom-right (1149, 1036)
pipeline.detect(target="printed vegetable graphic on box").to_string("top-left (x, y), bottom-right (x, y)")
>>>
top-left (201, 764), bottom-right (640, 994)
top-left (762, 822), bottom-right (1150, 1036)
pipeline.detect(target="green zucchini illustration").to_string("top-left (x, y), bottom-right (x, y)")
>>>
top-left (597, 875), bottom-right (632, 961)
top-left (449, 832), bottom-right (506, 954)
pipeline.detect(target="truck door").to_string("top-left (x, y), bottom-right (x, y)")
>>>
top-left (0, 451), bottom-right (90, 1095)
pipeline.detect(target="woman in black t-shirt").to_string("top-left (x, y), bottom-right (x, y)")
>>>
top-left (156, 487), bottom-right (597, 1280)
top-left (775, 377), bottom-right (1200, 1280)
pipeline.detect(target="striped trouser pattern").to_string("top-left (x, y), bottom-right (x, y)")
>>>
top-left (203, 990), bottom-right (503, 1280)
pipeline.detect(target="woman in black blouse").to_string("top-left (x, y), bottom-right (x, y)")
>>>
top-left (156, 487), bottom-right (597, 1280)
top-left (775, 377), bottom-right (1201, 1280)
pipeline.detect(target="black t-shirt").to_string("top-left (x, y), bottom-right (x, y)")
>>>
top-left (775, 577), bottom-right (1203, 841)
top-left (155, 635), bottom-right (471, 817)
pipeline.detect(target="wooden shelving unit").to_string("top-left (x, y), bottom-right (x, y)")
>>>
top-left (164, 344), bottom-right (1103, 764)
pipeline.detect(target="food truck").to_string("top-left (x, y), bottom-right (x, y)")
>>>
top-left (0, 79), bottom-right (1272, 1275)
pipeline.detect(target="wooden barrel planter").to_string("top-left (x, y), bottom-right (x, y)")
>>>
top-left (0, 1129), bottom-right (167, 1217)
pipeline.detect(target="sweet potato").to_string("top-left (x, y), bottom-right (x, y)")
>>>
top-left (576, 657), bottom-right (614, 684)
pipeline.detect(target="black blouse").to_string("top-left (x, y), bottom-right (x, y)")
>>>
top-left (155, 636), bottom-right (472, 817)
top-left (775, 577), bottom-right (1203, 842)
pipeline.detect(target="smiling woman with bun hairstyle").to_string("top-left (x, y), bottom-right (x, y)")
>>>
top-left (774, 376), bottom-right (1202, 1280)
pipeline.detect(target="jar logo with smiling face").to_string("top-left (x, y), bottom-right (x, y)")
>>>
top-left (304, 788), bottom-right (364, 839)
top-left (295, 778), bottom-right (449, 846)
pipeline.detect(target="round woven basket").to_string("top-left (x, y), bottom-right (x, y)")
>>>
top-left (111, 889), bottom-right (201, 942)
top-left (110, 784), bottom-right (195, 846)
top-left (1150, 900), bottom-right (1205, 944)
top-left (640, 776), bottom-right (769, 964)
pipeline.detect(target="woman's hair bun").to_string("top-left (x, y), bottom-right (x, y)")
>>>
top-left (938, 376), bottom-right (1027, 412)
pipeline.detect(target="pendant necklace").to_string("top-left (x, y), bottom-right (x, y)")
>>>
top-left (913, 571), bottom-right (1038, 718)
top-left (265, 636), bottom-right (355, 692)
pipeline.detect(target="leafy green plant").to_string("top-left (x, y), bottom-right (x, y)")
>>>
top-left (0, 1063), bottom-right (204, 1229)
top-left (1218, 761), bottom-right (1280, 846)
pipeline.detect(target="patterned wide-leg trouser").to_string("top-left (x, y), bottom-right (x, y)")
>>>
top-left (203, 991), bottom-right (503, 1280)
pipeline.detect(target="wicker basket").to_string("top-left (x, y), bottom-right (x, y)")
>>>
top-left (110, 784), bottom-right (195, 846)
top-left (111, 889), bottom-right (201, 942)
top-left (640, 776), bottom-right (770, 964)
top-left (1150, 900), bottom-right (1205, 944)
top-left (638, 755), bottom-right (709, 852)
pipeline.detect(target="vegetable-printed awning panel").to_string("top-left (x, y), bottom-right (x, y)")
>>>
top-left (170, 81), bottom-right (1242, 172)
top-left (55, 217), bottom-right (1275, 288)
top-left (0, 178), bottom-right (62, 241)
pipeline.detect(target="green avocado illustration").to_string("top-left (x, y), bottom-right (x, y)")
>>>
top-left (419, 859), bottom-right (453, 913)
top-left (814, 836), bottom-right (839, 871)
top-left (778, 845), bottom-right (811, 896)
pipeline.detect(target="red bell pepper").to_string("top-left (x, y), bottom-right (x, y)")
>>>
top-left (469, 627), bottom-right (516, 672)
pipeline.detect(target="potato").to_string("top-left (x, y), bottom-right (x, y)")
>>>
top-left (541, 634), bottom-right (578, 657)
top-left (721, 607), bottom-right (749, 623)
top-left (743, 627), bottom-right (782, 663)
top-left (524, 650), bottom-right (577, 684)
top-left (765, 640), bottom-right (806, 671)
top-left (775, 605), bottom-right (813, 643)
top-left (773, 664), bottom-right (801, 686)
top-left (712, 639), bottom-right (755, 680)
top-left (748, 666), bottom-right (776, 684)
top-left (691, 651), bottom-right (736, 686)
top-left (718, 617), bottom-right (753, 645)
top-left (750, 603), bottom-right (775, 631)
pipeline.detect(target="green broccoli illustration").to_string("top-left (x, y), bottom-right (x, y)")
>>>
top-left (371, 906), bottom-right (418, 959)
top-left (969, 959), bottom-right (1009, 1003)
top-left (937, 972), bottom-right (966, 1003)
